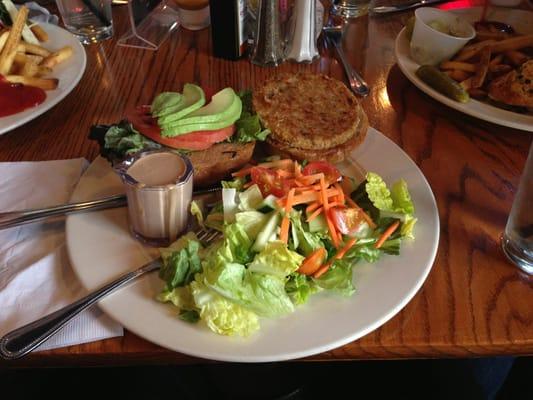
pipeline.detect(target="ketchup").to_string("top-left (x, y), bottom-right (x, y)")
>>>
top-left (0, 75), bottom-right (46, 117)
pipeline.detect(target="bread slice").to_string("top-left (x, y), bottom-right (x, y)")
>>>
top-left (188, 142), bottom-right (255, 187)
top-left (488, 60), bottom-right (533, 107)
top-left (253, 73), bottom-right (363, 151)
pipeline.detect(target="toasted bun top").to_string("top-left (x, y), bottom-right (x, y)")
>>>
top-left (253, 73), bottom-right (362, 150)
top-left (489, 60), bottom-right (533, 108)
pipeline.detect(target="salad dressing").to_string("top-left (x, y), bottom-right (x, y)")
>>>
top-left (117, 151), bottom-right (194, 247)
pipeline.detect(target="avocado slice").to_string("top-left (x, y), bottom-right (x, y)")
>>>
top-left (164, 88), bottom-right (242, 129)
top-left (151, 92), bottom-right (183, 117)
top-left (157, 84), bottom-right (206, 126)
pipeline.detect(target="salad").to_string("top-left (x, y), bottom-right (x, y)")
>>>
top-left (155, 159), bottom-right (417, 337)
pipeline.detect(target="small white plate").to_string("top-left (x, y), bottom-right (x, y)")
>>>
top-left (66, 127), bottom-right (440, 362)
top-left (0, 23), bottom-right (87, 136)
top-left (395, 7), bottom-right (533, 132)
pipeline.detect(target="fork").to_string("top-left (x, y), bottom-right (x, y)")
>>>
top-left (0, 227), bottom-right (221, 360)
top-left (323, 26), bottom-right (370, 97)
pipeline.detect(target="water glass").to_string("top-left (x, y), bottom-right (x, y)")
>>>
top-left (501, 141), bottom-right (533, 275)
top-left (331, 0), bottom-right (370, 18)
top-left (55, 0), bottom-right (113, 44)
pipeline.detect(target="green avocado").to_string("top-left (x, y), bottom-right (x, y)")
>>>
top-left (161, 88), bottom-right (242, 136)
top-left (157, 84), bottom-right (205, 127)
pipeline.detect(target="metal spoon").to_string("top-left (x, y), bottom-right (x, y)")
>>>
top-left (323, 25), bottom-right (370, 97)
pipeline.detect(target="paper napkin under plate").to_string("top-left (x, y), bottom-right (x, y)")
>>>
top-left (0, 159), bottom-right (123, 352)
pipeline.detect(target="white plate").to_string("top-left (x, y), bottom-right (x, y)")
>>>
top-left (0, 23), bottom-right (86, 135)
top-left (395, 7), bottom-right (533, 132)
top-left (66, 127), bottom-right (440, 362)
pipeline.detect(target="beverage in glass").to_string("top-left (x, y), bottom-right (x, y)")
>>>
top-left (55, 0), bottom-right (113, 44)
top-left (331, 0), bottom-right (370, 18)
top-left (501, 141), bottom-right (533, 275)
top-left (174, 0), bottom-right (210, 30)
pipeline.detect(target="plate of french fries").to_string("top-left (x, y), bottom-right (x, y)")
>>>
top-left (395, 7), bottom-right (533, 132)
top-left (0, 5), bottom-right (86, 135)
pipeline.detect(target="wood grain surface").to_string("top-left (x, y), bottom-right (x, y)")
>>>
top-left (1, 1), bottom-right (532, 367)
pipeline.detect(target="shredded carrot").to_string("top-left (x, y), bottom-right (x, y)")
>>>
top-left (313, 238), bottom-right (357, 278)
top-left (306, 202), bottom-right (321, 213)
top-left (285, 188), bottom-right (295, 214)
top-left (243, 181), bottom-right (254, 189)
top-left (375, 220), bottom-right (400, 249)
top-left (334, 183), bottom-right (345, 205)
top-left (294, 161), bottom-right (302, 178)
top-left (299, 247), bottom-right (327, 276)
top-left (307, 207), bottom-right (323, 222)
top-left (299, 173), bottom-right (325, 185)
top-left (276, 169), bottom-right (293, 178)
top-left (320, 178), bottom-right (329, 211)
top-left (231, 168), bottom-right (252, 178)
top-left (280, 215), bottom-right (290, 244)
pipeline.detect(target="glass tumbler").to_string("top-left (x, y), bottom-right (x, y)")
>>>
top-left (55, 0), bottom-right (113, 44)
top-left (501, 141), bottom-right (533, 275)
top-left (331, 0), bottom-right (370, 18)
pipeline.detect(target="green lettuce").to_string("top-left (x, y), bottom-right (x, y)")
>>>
top-left (224, 223), bottom-right (253, 264)
top-left (102, 120), bottom-right (161, 158)
top-left (286, 273), bottom-right (319, 306)
top-left (179, 310), bottom-right (200, 323)
top-left (314, 259), bottom-right (355, 297)
top-left (156, 285), bottom-right (195, 310)
top-left (235, 210), bottom-right (268, 239)
top-left (158, 237), bottom-right (202, 290)
top-left (289, 211), bottom-right (323, 256)
top-left (190, 200), bottom-right (204, 227)
top-left (248, 241), bottom-right (305, 278)
top-left (230, 90), bottom-right (270, 143)
top-left (238, 184), bottom-right (263, 211)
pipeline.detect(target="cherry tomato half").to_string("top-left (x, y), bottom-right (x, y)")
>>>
top-left (302, 161), bottom-right (341, 184)
top-left (250, 167), bottom-right (293, 197)
top-left (330, 207), bottom-right (367, 236)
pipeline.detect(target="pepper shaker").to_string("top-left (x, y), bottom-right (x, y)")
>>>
top-left (251, 0), bottom-right (285, 67)
top-left (285, 0), bottom-right (318, 63)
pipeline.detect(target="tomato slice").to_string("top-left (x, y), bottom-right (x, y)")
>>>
top-left (125, 106), bottom-right (235, 150)
top-left (250, 167), bottom-right (293, 197)
top-left (302, 161), bottom-right (341, 184)
top-left (330, 207), bottom-right (367, 236)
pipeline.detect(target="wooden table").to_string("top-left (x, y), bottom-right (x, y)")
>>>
top-left (1, 2), bottom-right (532, 367)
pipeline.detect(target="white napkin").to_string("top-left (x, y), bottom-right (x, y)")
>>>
top-left (0, 159), bottom-right (123, 351)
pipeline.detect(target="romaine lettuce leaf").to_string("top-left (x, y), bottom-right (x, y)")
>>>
top-left (223, 223), bottom-right (253, 264)
top-left (200, 296), bottom-right (260, 336)
top-left (314, 259), bottom-right (355, 297)
top-left (286, 272), bottom-right (320, 306)
top-left (159, 237), bottom-right (202, 289)
top-left (238, 184), bottom-right (263, 211)
top-left (235, 210), bottom-right (268, 240)
top-left (103, 120), bottom-right (161, 157)
top-left (391, 179), bottom-right (415, 214)
top-left (248, 241), bottom-right (304, 278)
top-left (230, 90), bottom-right (270, 143)
top-left (289, 211), bottom-right (323, 256)
top-left (156, 285), bottom-right (195, 310)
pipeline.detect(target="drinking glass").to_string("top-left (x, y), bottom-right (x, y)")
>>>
top-left (174, 0), bottom-right (210, 31)
top-left (55, 0), bottom-right (113, 44)
top-left (501, 141), bottom-right (533, 275)
top-left (331, 0), bottom-right (370, 18)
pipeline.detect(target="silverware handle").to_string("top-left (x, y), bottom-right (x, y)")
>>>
top-left (0, 194), bottom-right (127, 231)
top-left (331, 40), bottom-right (370, 97)
top-left (0, 259), bottom-right (162, 360)
top-left (370, 0), bottom-right (444, 15)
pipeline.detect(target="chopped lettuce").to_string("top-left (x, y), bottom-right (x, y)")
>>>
top-left (313, 259), bottom-right (355, 297)
top-left (222, 188), bottom-right (238, 223)
top-left (289, 211), bottom-right (323, 256)
top-left (223, 223), bottom-right (253, 264)
top-left (190, 200), bottom-right (204, 227)
top-left (248, 241), bottom-right (304, 278)
top-left (286, 273), bottom-right (319, 306)
top-left (391, 179), bottom-right (415, 214)
top-left (221, 177), bottom-right (246, 191)
top-left (179, 309), bottom-right (200, 323)
top-left (235, 210), bottom-right (268, 239)
top-left (200, 296), bottom-right (260, 336)
top-left (156, 285), bottom-right (195, 309)
top-left (230, 90), bottom-right (270, 143)
top-left (159, 236), bottom-right (202, 290)
top-left (238, 184), bottom-right (263, 211)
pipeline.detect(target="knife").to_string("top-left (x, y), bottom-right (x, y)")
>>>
top-left (370, 0), bottom-right (448, 15)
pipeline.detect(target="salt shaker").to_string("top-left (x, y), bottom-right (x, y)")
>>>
top-left (285, 0), bottom-right (319, 63)
top-left (251, 0), bottom-right (285, 67)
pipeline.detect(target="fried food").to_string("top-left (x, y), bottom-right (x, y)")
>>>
top-left (253, 73), bottom-right (368, 162)
top-left (0, 5), bottom-right (28, 75)
top-left (0, 6), bottom-right (73, 93)
top-left (488, 60), bottom-right (533, 107)
top-left (437, 22), bottom-right (532, 109)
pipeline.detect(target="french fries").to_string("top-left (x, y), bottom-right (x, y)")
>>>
top-left (438, 23), bottom-right (532, 106)
top-left (0, 5), bottom-right (73, 92)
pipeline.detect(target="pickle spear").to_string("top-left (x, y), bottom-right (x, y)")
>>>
top-left (416, 65), bottom-right (470, 103)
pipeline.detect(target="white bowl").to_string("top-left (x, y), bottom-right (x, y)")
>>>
top-left (410, 7), bottom-right (475, 66)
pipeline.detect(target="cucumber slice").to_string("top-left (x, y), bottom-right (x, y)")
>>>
top-left (257, 194), bottom-right (279, 214)
top-left (252, 211), bottom-right (280, 252)
top-left (307, 213), bottom-right (327, 233)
